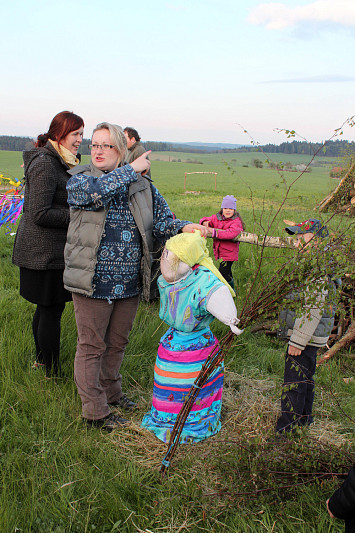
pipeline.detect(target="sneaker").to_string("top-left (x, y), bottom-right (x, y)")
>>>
top-left (109, 394), bottom-right (137, 410)
top-left (84, 413), bottom-right (129, 432)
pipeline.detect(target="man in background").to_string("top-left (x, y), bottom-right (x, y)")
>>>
top-left (124, 127), bottom-right (157, 296)
top-left (124, 127), bottom-right (146, 163)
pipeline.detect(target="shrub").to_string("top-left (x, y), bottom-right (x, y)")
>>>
top-left (253, 158), bottom-right (263, 168)
top-left (330, 166), bottom-right (345, 178)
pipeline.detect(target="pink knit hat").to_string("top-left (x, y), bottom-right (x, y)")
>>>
top-left (221, 195), bottom-right (237, 210)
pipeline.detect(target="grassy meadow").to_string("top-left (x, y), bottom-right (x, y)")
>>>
top-left (0, 149), bottom-right (354, 532)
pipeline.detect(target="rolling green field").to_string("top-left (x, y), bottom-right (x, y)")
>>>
top-left (148, 151), bottom-right (338, 227)
top-left (0, 150), bottom-right (354, 532)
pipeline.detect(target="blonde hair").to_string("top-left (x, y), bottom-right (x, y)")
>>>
top-left (92, 122), bottom-right (128, 164)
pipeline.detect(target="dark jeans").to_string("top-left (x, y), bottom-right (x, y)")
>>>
top-left (32, 303), bottom-right (66, 376)
top-left (219, 261), bottom-right (233, 282)
top-left (276, 344), bottom-right (318, 433)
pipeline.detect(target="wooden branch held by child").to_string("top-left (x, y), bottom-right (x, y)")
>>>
top-left (206, 231), bottom-right (296, 249)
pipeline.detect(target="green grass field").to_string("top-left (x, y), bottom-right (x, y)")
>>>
top-left (0, 150), bottom-right (354, 532)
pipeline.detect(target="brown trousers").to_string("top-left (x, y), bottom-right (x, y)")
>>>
top-left (72, 293), bottom-right (139, 420)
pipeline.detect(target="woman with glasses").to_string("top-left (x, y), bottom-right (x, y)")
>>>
top-left (13, 111), bottom-right (84, 376)
top-left (64, 122), bottom-right (207, 431)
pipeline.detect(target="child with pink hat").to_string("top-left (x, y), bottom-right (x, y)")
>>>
top-left (200, 195), bottom-right (245, 291)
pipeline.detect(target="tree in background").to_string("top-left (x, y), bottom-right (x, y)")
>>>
top-left (252, 157), bottom-right (263, 168)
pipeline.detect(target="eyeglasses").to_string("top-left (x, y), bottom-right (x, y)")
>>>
top-left (89, 143), bottom-right (115, 151)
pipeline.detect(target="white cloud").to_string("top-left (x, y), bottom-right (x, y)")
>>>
top-left (248, 0), bottom-right (355, 30)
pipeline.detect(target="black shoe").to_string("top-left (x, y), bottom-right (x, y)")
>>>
top-left (84, 413), bottom-right (129, 432)
top-left (109, 394), bottom-right (137, 410)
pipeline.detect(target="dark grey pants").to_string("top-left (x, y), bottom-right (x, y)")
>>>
top-left (219, 260), bottom-right (233, 282)
top-left (72, 293), bottom-right (139, 420)
top-left (276, 345), bottom-right (318, 433)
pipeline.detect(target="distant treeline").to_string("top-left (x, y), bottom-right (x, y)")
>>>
top-left (139, 139), bottom-right (355, 156)
top-left (144, 141), bottom-right (208, 153)
top-left (256, 139), bottom-right (355, 157)
top-left (0, 136), bottom-right (35, 151)
top-left (0, 135), bottom-right (354, 157)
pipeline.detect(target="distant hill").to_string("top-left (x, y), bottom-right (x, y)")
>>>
top-left (144, 140), bottom-right (247, 153)
top-left (0, 136), bottom-right (354, 157)
top-left (175, 142), bottom-right (246, 151)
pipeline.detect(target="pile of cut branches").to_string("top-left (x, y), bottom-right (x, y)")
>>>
top-left (318, 271), bottom-right (355, 365)
top-left (318, 161), bottom-right (355, 215)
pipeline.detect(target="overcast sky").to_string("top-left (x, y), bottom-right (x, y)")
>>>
top-left (1, 0), bottom-right (355, 144)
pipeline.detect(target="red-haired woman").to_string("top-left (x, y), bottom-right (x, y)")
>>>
top-left (13, 111), bottom-right (84, 376)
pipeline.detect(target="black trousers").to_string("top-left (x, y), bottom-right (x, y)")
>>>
top-left (32, 303), bottom-right (66, 376)
top-left (219, 260), bottom-right (233, 282)
top-left (276, 344), bottom-right (318, 433)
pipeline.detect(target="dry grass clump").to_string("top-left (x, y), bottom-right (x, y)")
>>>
top-left (308, 419), bottom-right (353, 447)
top-left (222, 371), bottom-right (277, 440)
top-left (109, 420), bottom-right (166, 470)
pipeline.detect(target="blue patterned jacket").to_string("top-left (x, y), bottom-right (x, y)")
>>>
top-left (64, 163), bottom-right (189, 300)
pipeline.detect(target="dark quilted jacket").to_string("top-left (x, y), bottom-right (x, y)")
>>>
top-left (328, 465), bottom-right (355, 532)
top-left (12, 142), bottom-right (71, 270)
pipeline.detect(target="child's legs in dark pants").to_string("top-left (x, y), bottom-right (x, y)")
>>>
top-left (276, 345), bottom-right (318, 433)
top-left (219, 261), bottom-right (233, 282)
top-left (32, 303), bottom-right (66, 375)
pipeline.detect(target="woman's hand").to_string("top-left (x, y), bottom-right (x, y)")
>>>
top-left (182, 224), bottom-right (208, 238)
top-left (130, 151), bottom-right (151, 175)
top-left (201, 221), bottom-right (214, 236)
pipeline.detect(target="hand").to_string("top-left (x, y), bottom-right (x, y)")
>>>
top-left (202, 221), bottom-right (210, 228)
top-left (182, 223), bottom-right (208, 238)
top-left (130, 151), bottom-right (151, 175)
top-left (326, 499), bottom-right (335, 519)
top-left (288, 345), bottom-right (302, 356)
top-left (230, 324), bottom-right (244, 335)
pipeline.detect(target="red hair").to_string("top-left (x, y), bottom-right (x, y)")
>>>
top-left (36, 111), bottom-right (84, 147)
